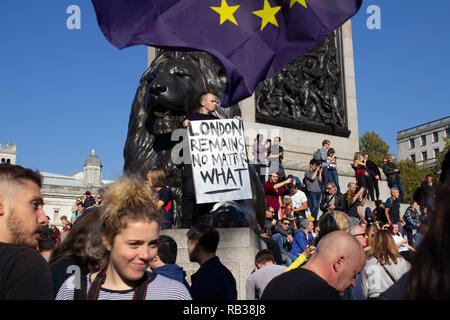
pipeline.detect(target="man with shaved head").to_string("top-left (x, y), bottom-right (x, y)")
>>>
top-left (261, 231), bottom-right (366, 299)
top-left (0, 164), bottom-right (54, 299)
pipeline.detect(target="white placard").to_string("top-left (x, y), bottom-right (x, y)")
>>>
top-left (187, 119), bottom-right (252, 204)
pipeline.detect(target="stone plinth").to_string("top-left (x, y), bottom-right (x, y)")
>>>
top-left (160, 227), bottom-right (267, 300)
top-left (241, 20), bottom-right (360, 180)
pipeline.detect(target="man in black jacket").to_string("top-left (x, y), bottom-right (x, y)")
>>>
top-left (363, 154), bottom-right (381, 201)
top-left (320, 182), bottom-right (345, 215)
top-left (187, 224), bottom-right (237, 300)
top-left (382, 155), bottom-right (404, 203)
top-left (413, 175), bottom-right (433, 215)
top-left (83, 191), bottom-right (96, 208)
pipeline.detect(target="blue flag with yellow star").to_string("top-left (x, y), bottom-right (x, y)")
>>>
top-left (92, 0), bottom-right (362, 106)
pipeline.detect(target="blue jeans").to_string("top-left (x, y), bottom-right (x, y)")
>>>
top-left (271, 233), bottom-right (284, 254)
top-left (392, 180), bottom-right (404, 203)
top-left (397, 222), bottom-right (404, 236)
top-left (327, 167), bottom-right (341, 193)
top-left (308, 192), bottom-right (322, 220)
top-left (405, 227), bottom-right (416, 246)
top-left (321, 166), bottom-right (329, 192)
top-left (286, 252), bottom-right (300, 267)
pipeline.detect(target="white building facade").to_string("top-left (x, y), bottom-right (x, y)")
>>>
top-left (397, 116), bottom-right (450, 168)
top-left (40, 150), bottom-right (114, 227)
top-left (0, 142), bottom-right (16, 165)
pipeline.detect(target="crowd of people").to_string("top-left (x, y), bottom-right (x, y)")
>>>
top-left (251, 137), bottom-right (448, 299)
top-left (0, 88), bottom-right (448, 301)
top-left (0, 164), bottom-right (238, 300)
top-left (1, 150), bottom-right (448, 301)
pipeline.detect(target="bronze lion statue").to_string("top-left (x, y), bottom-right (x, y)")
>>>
top-left (123, 49), bottom-right (265, 229)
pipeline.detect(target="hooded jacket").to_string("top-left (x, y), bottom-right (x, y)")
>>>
top-left (361, 256), bottom-right (410, 299)
top-left (152, 264), bottom-right (190, 290)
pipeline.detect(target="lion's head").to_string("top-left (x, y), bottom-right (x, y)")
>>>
top-left (142, 50), bottom-right (240, 135)
top-left (123, 49), bottom-right (264, 229)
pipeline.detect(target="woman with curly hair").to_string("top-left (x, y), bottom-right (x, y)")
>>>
top-left (55, 178), bottom-right (191, 300)
top-left (361, 230), bottom-right (410, 299)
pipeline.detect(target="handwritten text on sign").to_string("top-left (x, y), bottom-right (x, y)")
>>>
top-left (187, 119), bottom-right (252, 204)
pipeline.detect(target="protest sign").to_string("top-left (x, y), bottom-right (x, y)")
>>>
top-left (187, 119), bottom-right (252, 204)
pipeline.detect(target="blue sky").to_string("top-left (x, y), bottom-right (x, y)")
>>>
top-left (1, 0), bottom-right (449, 180)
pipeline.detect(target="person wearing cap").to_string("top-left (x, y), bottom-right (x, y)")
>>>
top-left (83, 191), bottom-right (96, 209)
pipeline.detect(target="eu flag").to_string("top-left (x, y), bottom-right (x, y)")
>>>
top-left (92, 0), bottom-right (362, 106)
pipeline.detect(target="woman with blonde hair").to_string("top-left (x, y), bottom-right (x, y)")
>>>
top-left (146, 168), bottom-right (174, 229)
top-left (56, 178), bottom-right (191, 300)
top-left (361, 230), bottom-right (410, 299)
top-left (352, 152), bottom-right (369, 192)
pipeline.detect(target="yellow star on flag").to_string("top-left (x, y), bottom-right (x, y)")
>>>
top-left (252, 0), bottom-right (282, 31)
top-left (290, 0), bottom-right (308, 8)
top-left (211, 0), bottom-right (240, 26)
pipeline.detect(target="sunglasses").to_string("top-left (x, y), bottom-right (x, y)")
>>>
top-left (282, 222), bottom-right (289, 225)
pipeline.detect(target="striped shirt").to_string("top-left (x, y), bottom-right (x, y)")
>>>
top-left (56, 272), bottom-right (192, 300)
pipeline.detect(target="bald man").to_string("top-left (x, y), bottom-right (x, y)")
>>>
top-left (261, 231), bottom-right (366, 300)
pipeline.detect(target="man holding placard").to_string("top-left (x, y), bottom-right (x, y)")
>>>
top-left (181, 92), bottom-right (220, 228)
top-left (181, 92), bottom-right (245, 228)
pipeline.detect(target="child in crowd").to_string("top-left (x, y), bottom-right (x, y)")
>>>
top-left (146, 168), bottom-right (174, 229)
top-left (59, 216), bottom-right (71, 232)
top-left (280, 197), bottom-right (296, 229)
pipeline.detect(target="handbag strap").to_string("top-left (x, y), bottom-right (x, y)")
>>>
top-left (381, 264), bottom-right (396, 284)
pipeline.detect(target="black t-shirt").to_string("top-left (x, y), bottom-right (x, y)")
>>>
top-left (346, 201), bottom-right (360, 218)
top-left (374, 207), bottom-right (388, 224)
top-left (184, 112), bottom-right (219, 121)
top-left (261, 268), bottom-right (340, 300)
top-left (0, 242), bottom-right (54, 300)
top-left (269, 145), bottom-right (284, 164)
top-left (386, 197), bottom-right (400, 223)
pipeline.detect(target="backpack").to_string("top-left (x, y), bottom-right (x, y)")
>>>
top-left (313, 149), bottom-right (322, 162)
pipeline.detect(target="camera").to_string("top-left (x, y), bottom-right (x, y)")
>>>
top-left (285, 175), bottom-right (296, 190)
